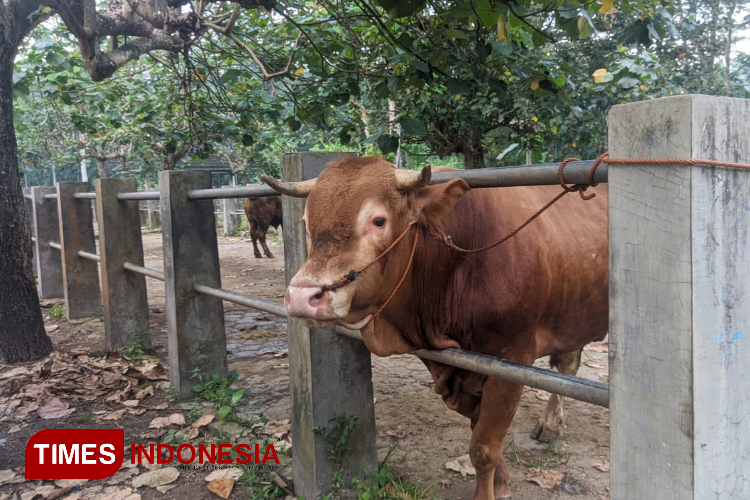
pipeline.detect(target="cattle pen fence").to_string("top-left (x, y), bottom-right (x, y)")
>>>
top-left (21, 95), bottom-right (750, 500)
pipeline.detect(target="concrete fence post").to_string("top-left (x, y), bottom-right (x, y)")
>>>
top-left (222, 198), bottom-right (239, 235)
top-left (608, 95), bottom-right (750, 499)
top-left (28, 186), bottom-right (63, 297)
top-left (159, 170), bottom-right (227, 399)
top-left (282, 152), bottom-right (377, 498)
top-left (57, 182), bottom-right (101, 319)
top-left (96, 178), bottom-right (150, 351)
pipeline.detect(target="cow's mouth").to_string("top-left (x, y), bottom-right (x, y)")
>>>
top-left (301, 314), bottom-right (373, 331)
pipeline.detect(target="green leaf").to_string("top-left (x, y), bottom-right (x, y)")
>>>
top-left (241, 134), bottom-right (254, 147)
top-left (192, 383), bottom-right (205, 393)
top-left (375, 0), bottom-right (427, 18)
top-left (399, 117), bottom-right (427, 137)
top-left (618, 77), bottom-right (640, 89)
top-left (230, 390), bottom-right (244, 405)
top-left (218, 406), bottom-right (232, 420)
top-left (377, 134), bottom-right (399, 154)
top-left (577, 16), bottom-right (595, 39)
top-left (532, 30), bottom-right (548, 48)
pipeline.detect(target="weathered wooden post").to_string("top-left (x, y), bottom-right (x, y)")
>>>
top-left (609, 95), bottom-right (750, 499)
top-left (29, 186), bottom-right (63, 298)
top-left (160, 170), bottom-right (227, 399)
top-left (57, 182), bottom-right (101, 319)
top-left (96, 178), bottom-right (150, 351)
top-left (282, 152), bottom-right (377, 498)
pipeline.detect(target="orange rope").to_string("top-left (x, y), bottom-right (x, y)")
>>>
top-left (597, 151), bottom-right (750, 170)
top-left (372, 229), bottom-right (419, 319)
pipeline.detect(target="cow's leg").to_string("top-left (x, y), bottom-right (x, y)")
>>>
top-left (258, 223), bottom-right (274, 258)
top-left (530, 349), bottom-right (582, 442)
top-left (470, 377), bottom-right (525, 499)
top-left (248, 217), bottom-right (263, 258)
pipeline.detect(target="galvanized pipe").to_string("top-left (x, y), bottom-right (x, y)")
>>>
top-left (73, 192), bottom-right (97, 200)
top-left (188, 185), bottom-right (279, 200)
top-left (335, 326), bottom-right (609, 408)
top-left (117, 191), bottom-right (160, 201)
top-left (77, 250), bottom-right (101, 262)
top-left (49, 242), bottom-right (61, 250)
top-left (44, 193), bottom-right (59, 200)
top-left (123, 262), bottom-right (165, 281)
top-left (430, 160), bottom-right (606, 188)
top-left (193, 284), bottom-right (287, 317)
top-left (23, 193), bottom-right (32, 200)
top-left (31, 236), bottom-right (37, 243)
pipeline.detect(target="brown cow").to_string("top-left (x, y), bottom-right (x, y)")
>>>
top-left (262, 157), bottom-right (607, 499)
top-left (243, 196), bottom-right (282, 258)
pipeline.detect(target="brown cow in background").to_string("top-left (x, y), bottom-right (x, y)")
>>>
top-left (263, 157), bottom-right (608, 499)
top-left (243, 196), bottom-right (282, 258)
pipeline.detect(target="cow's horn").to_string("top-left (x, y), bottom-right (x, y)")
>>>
top-left (261, 175), bottom-right (317, 198)
top-left (394, 165), bottom-right (431, 191)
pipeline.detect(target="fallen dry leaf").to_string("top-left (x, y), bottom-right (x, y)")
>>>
top-left (37, 397), bottom-right (75, 419)
top-left (101, 409), bottom-right (127, 421)
top-left (585, 343), bottom-right (609, 353)
top-left (121, 400), bottom-right (140, 407)
top-left (192, 414), bottom-right (215, 428)
top-left (525, 468), bottom-right (565, 489)
top-left (47, 325), bottom-right (59, 333)
top-left (94, 486), bottom-right (141, 500)
top-left (439, 479), bottom-right (453, 489)
top-left (150, 403), bottom-right (169, 411)
top-left (593, 462), bottom-right (610, 472)
top-left (205, 468), bottom-right (244, 482)
top-left (385, 427), bottom-right (406, 439)
top-left (54, 479), bottom-right (88, 488)
top-left (535, 390), bottom-right (551, 401)
top-left (264, 419), bottom-right (291, 440)
top-left (134, 386), bottom-right (154, 400)
top-left (0, 470), bottom-right (17, 486)
top-left (149, 413), bottom-right (185, 429)
top-left (584, 360), bottom-right (605, 369)
top-left (445, 455), bottom-right (476, 477)
top-left (207, 478), bottom-right (235, 499)
top-left (131, 467), bottom-right (179, 488)
top-left (106, 468), bottom-right (139, 485)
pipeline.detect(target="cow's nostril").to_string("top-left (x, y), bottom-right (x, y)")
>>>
top-left (313, 293), bottom-right (324, 300)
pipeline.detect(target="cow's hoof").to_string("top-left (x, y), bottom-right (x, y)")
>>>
top-left (530, 422), bottom-right (560, 443)
top-left (265, 253), bottom-right (275, 258)
top-left (254, 253), bottom-right (263, 259)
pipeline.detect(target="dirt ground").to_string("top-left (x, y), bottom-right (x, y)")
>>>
top-left (0, 229), bottom-right (610, 500)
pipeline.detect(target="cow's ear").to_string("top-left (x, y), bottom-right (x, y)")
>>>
top-left (413, 178), bottom-right (470, 222)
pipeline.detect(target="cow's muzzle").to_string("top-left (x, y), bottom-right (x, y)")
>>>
top-left (285, 285), bottom-right (330, 318)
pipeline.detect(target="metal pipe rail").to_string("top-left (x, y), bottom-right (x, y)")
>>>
top-left (44, 193), bottom-right (59, 200)
top-left (73, 192), bottom-right (97, 200)
top-left (49, 242), bottom-right (61, 250)
top-left (123, 262), bottom-right (165, 281)
top-left (193, 284), bottom-right (286, 318)
top-left (117, 191), bottom-right (159, 201)
top-left (78, 250), bottom-right (100, 262)
top-left (188, 185), bottom-right (279, 200)
top-left (335, 326), bottom-right (609, 408)
top-left (24, 193), bottom-right (32, 200)
top-left (430, 160), bottom-right (606, 188)
top-left (31, 236), bottom-right (36, 243)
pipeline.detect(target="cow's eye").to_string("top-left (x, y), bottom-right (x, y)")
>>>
top-left (373, 217), bottom-right (386, 227)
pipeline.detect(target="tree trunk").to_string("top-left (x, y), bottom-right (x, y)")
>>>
top-left (462, 127), bottom-right (486, 169)
top-left (0, 40), bottom-right (54, 363)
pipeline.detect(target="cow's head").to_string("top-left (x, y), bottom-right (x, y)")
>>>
top-left (262, 157), bottom-right (469, 335)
